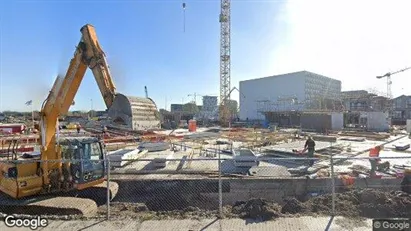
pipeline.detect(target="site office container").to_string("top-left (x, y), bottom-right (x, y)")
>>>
top-left (0, 123), bottom-right (26, 134)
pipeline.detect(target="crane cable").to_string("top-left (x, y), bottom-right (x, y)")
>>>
top-left (182, 1), bottom-right (186, 33)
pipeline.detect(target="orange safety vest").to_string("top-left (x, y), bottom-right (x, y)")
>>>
top-left (369, 147), bottom-right (380, 157)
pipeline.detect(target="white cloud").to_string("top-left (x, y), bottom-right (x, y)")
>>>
top-left (269, 0), bottom-right (411, 97)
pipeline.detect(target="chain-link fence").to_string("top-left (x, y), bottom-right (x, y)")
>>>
top-left (0, 153), bottom-right (410, 221)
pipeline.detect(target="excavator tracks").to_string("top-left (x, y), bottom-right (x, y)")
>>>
top-left (0, 181), bottom-right (118, 218)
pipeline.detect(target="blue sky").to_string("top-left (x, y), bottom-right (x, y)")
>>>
top-left (1, 0), bottom-right (410, 112)
top-left (0, 0), bottom-right (285, 112)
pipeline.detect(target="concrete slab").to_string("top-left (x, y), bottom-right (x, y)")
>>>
top-left (1, 217), bottom-right (372, 231)
top-left (108, 148), bottom-right (147, 167)
top-left (139, 142), bottom-right (170, 152)
top-left (261, 140), bottom-right (332, 154)
top-left (111, 134), bottom-right (411, 178)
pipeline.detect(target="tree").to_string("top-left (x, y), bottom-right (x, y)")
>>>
top-left (183, 103), bottom-right (199, 114)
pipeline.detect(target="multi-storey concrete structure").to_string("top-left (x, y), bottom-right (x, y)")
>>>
top-left (170, 104), bottom-right (184, 112)
top-left (392, 95), bottom-right (411, 123)
top-left (239, 71), bottom-right (341, 120)
top-left (341, 90), bottom-right (390, 112)
top-left (202, 96), bottom-right (218, 112)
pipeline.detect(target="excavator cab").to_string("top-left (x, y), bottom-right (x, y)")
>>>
top-left (59, 137), bottom-right (106, 186)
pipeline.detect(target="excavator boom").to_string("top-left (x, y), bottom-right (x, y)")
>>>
top-left (0, 24), bottom-right (120, 200)
top-left (80, 25), bottom-right (117, 109)
top-left (80, 24), bottom-right (160, 131)
top-left (0, 24), bottom-right (159, 201)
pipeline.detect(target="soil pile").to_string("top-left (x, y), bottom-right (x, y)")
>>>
top-left (281, 197), bottom-right (307, 214)
top-left (100, 189), bottom-right (411, 220)
top-left (230, 198), bottom-right (282, 220)
top-left (304, 189), bottom-right (411, 218)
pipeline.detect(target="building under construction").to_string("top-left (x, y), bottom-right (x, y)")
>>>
top-left (239, 71), bottom-right (342, 121)
top-left (238, 71), bottom-right (392, 132)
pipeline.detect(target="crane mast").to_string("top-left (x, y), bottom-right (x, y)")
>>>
top-left (219, 0), bottom-right (231, 125)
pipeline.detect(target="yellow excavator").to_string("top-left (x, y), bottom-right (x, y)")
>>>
top-left (0, 25), bottom-right (147, 209)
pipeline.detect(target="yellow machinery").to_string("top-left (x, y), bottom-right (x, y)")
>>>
top-left (0, 24), bottom-right (125, 199)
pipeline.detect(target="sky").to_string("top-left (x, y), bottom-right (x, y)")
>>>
top-left (0, 0), bottom-right (410, 112)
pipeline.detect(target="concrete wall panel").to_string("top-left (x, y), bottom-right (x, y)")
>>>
top-left (367, 111), bottom-right (389, 132)
top-left (300, 114), bottom-right (331, 132)
top-left (331, 113), bottom-right (343, 130)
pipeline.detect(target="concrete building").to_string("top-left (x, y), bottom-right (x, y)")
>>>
top-left (171, 104), bottom-right (184, 112)
top-left (392, 95), bottom-right (411, 124)
top-left (197, 96), bottom-right (218, 121)
top-left (202, 96), bottom-right (218, 112)
top-left (341, 90), bottom-right (390, 112)
top-left (239, 71), bottom-right (341, 120)
top-left (341, 90), bottom-right (370, 111)
top-left (359, 112), bottom-right (390, 132)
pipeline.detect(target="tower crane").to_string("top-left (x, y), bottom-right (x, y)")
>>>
top-left (376, 66), bottom-right (411, 99)
top-left (188, 93), bottom-right (202, 104)
top-left (376, 66), bottom-right (411, 120)
top-left (181, 0), bottom-right (231, 126)
top-left (219, 0), bottom-right (231, 126)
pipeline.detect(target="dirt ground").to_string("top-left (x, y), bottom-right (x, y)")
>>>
top-left (100, 189), bottom-right (411, 221)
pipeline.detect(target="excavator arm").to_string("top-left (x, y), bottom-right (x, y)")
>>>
top-left (80, 25), bottom-right (117, 109)
top-left (39, 36), bottom-right (89, 185)
top-left (39, 24), bottom-right (116, 187)
top-left (40, 24), bottom-right (116, 161)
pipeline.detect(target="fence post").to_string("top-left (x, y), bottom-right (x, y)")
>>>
top-left (218, 145), bottom-right (223, 218)
top-left (330, 154), bottom-right (335, 216)
top-left (106, 159), bottom-right (111, 220)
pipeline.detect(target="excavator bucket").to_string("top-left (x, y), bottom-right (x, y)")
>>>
top-left (107, 94), bottom-right (161, 131)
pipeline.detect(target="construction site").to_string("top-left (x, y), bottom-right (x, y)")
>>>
top-left (1, 1), bottom-right (411, 230)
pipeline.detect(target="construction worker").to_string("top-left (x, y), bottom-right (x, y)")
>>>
top-left (76, 124), bottom-right (81, 134)
top-left (401, 168), bottom-right (411, 193)
top-left (369, 145), bottom-right (390, 177)
top-left (304, 136), bottom-right (316, 167)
